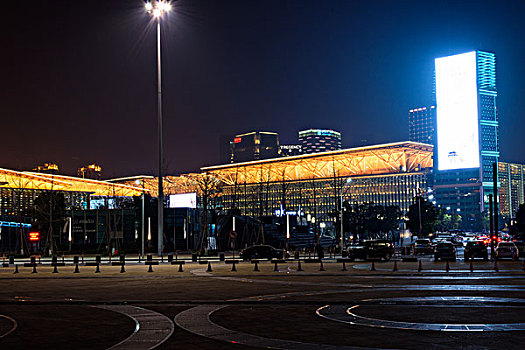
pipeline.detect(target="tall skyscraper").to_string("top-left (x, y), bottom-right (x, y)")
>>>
top-left (432, 51), bottom-right (498, 226)
top-left (498, 162), bottom-right (525, 218)
top-left (298, 129), bottom-right (342, 154)
top-left (230, 131), bottom-right (280, 163)
top-left (408, 106), bottom-right (436, 145)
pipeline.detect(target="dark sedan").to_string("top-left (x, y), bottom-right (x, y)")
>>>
top-left (346, 240), bottom-right (395, 261)
top-left (434, 242), bottom-right (456, 261)
top-left (240, 245), bottom-right (288, 260)
top-left (464, 240), bottom-right (488, 261)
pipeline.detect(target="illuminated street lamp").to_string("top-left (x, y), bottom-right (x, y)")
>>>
top-left (145, 1), bottom-right (171, 256)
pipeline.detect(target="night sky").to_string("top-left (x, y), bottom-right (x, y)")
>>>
top-left (3, 0), bottom-right (525, 178)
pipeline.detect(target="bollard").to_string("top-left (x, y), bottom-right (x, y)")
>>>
top-left (494, 260), bottom-right (499, 272)
top-left (96, 255), bottom-right (101, 265)
top-left (445, 261), bottom-right (450, 272)
top-left (254, 261), bottom-right (259, 272)
top-left (82, 252), bottom-right (84, 264)
top-left (62, 253), bottom-right (65, 264)
top-left (14, 265), bottom-right (19, 274)
top-left (274, 262), bottom-right (278, 272)
top-left (161, 255), bottom-right (164, 263)
top-left (342, 261), bottom-right (347, 271)
top-left (109, 254), bottom-right (112, 263)
top-left (120, 264), bottom-right (125, 273)
top-left (168, 254), bottom-right (173, 263)
top-left (319, 260), bottom-right (325, 271)
top-left (470, 260), bottom-right (474, 273)
top-left (32, 265), bottom-right (37, 273)
top-left (393, 260), bottom-right (398, 272)
top-left (9, 256), bottom-right (14, 265)
top-left (73, 256), bottom-right (79, 265)
top-left (370, 261), bottom-right (376, 271)
top-left (53, 265), bottom-right (59, 274)
top-left (178, 263), bottom-right (184, 272)
top-left (74, 263), bottom-right (80, 273)
top-left (52, 256), bottom-right (57, 266)
top-left (120, 255), bottom-right (125, 265)
top-left (31, 256), bottom-right (36, 265)
top-left (38, 255), bottom-right (41, 265)
top-left (231, 261), bottom-right (237, 272)
top-left (297, 261), bottom-right (303, 272)
top-left (95, 264), bottom-right (100, 273)
top-left (138, 253), bottom-right (141, 263)
top-left (207, 262), bottom-right (213, 272)
top-left (148, 264), bottom-right (153, 273)
top-left (418, 260), bottom-right (423, 272)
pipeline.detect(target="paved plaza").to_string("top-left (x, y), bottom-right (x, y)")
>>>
top-left (1, 258), bottom-right (525, 349)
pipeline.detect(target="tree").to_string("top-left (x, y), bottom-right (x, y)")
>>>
top-left (33, 191), bottom-right (66, 255)
top-left (343, 202), bottom-right (401, 240)
top-left (516, 203), bottom-right (525, 239)
top-left (406, 196), bottom-right (438, 237)
top-left (435, 210), bottom-right (462, 232)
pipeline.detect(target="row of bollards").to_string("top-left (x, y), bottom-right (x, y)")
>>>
top-left (11, 257), bottom-right (525, 275)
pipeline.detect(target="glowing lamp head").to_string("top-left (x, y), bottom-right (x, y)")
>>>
top-left (145, 2), bottom-right (153, 12)
top-left (153, 8), bottom-right (161, 17)
top-left (158, 1), bottom-right (171, 12)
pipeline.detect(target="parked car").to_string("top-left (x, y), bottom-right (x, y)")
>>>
top-left (414, 239), bottom-right (433, 255)
top-left (346, 240), bottom-right (395, 261)
top-left (513, 240), bottom-right (525, 258)
top-left (495, 242), bottom-right (519, 260)
top-left (434, 242), bottom-right (456, 261)
top-left (464, 240), bottom-right (488, 261)
top-left (240, 245), bottom-right (289, 260)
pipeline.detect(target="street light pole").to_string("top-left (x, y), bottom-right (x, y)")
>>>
top-left (156, 16), bottom-right (164, 257)
top-left (145, 1), bottom-right (171, 256)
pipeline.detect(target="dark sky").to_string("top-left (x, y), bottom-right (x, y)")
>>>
top-left (3, 0), bottom-right (525, 178)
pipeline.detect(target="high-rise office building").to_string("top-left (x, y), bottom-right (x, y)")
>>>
top-left (298, 129), bottom-right (342, 154)
top-left (32, 162), bottom-right (59, 174)
top-left (230, 131), bottom-right (280, 163)
top-left (408, 106), bottom-right (436, 145)
top-left (78, 164), bottom-right (102, 180)
top-left (280, 144), bottom-right (302, 157)
top-left (498, 162), bottom-right (525, 218)
top-left (432, 51), bottom-right (499, 226)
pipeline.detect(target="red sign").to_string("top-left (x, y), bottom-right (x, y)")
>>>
top-left (234, 137), bottom-right (242, 144)
top-left (29, 232), bottom-right (40, 242)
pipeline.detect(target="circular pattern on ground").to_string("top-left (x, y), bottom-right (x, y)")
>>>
top-left (317, 296), bottom-right (525, 331)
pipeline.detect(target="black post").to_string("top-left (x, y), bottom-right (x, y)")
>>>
top-left (493, 162), bottom-right (499, 241)
top-left (489, 194), bottom-right (494, 260)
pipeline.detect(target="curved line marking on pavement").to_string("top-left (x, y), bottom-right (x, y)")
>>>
top-left (175, 304), bottom-right (391, 350)
top-left (191, 268), bottom-right (525, 292)
top-left (94, 305), bottom-right (174, 350)
top-left (0, 315), bottom-right (18, 339)
top-left (316, 299), bottom-right (525, 332)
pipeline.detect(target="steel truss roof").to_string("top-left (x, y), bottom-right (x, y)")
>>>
top-left (0, 168), bottom-right (146, 197)
top-left (202, 142), bottom-right (433, 186)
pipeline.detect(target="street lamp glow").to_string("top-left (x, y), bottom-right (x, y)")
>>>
top-left (145, 1), bottom-right (171, 17)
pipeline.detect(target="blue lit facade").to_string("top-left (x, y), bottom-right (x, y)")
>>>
top-left (433, 51), bottom-right (498, 227)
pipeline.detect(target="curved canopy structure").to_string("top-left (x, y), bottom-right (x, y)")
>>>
top-left (0, 168), bottom-right (146, 197)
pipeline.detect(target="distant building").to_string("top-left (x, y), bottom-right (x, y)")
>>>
top-left (230, 131), bottom-right (280, 163)
top-left (280, 144), bottom-right (302, 157)
top-left (298, 129), bottom-right (341, 154)
top-left (78, 164), bottom-right (102, 180)
top-left (32, 162), bottom-right (59, 174)
top-left (498, 162), bottom-right (525, 218)
top-left (408, 106), bottom-right (435, 145)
